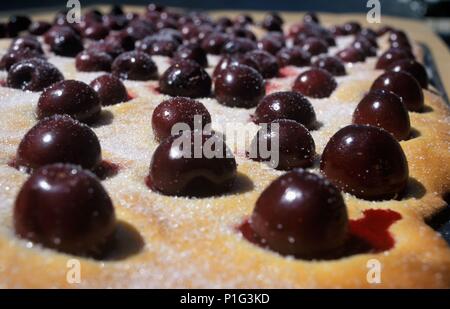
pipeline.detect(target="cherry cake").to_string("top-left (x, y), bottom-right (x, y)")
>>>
top-left (0, 4), bottom-right (449, 288)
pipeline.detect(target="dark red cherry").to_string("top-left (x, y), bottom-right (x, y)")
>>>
top-left (37, 80), bottom-right (101, 123)
top-left (254, 91), bottom-right (316, 129)
top-left (222, 37), bottom-right (257, 54)
top-left (242, 50), bottom-right (279, 78)
top-left (152, 97), bottom-right (211, 142)
top-left (276, 47), bottom-right (311, 68)
top-left (261, 13), bottom-right (283, 32)
top-left (376, 26), bottom-right (393, 37)
top-left (320, 124), bottom-right (409, 200)
top-left (336, 47), bottom-right (366, 63)
top-left (249, 119), bottom-right (315, 170)
top-left (388, 59), bottom-right (428, 89)
top-left (43, 25), bottom-right (74, 44)
top-left (136, 35), bottom-right (180, 57)
top-left (8, 15), bottom-right (31, 33)
top-left (257, 36), bottom-right (284, 55)
top-left (28, 21), bottom-right (52, 35)
top-left (353, 90), bottom-right (410, 141)
top-left (159, 60), bottom-right (211, 98)
top-left (359, 28), bottom-right (378, 44)
top-left (89, 74), bottom-right (129, 106)
top-left (329, 25), bottom-right (348, 36)
top-left (352, 36), bottom-right (377, 57)
top-left (86, 40), bottom-right (125, 59)
top-left (75, 50), bottom-right (113, 72)
top-left (111, 51), bottom-right (158, 81)
top-left (303, 12), bottom-right (320, 24)
top-left (102, 14), bottom-right (128, 31)
top-left (155, 18), bottom-right (178, 30)
top-left (125, 19), bottom-right (156, 40)
top-left (293, 68), bottom-right (337, 98)
top-left (388, 30), bottom-right (409, 45)
top-left (0, 49), bottom-right (45, 71)
top-left (249, 169), bottom-right (348, 259)
top-left (214, 64), bottom-right (265, 108)
top-left (343, 21), bottom-right (361, 34)
top-left (110, 4), bottom-right (124, 16)
top-left (215, 16), bottom-right (233, 28)
top-left (6, 58), bottom-right (64, 92)
top-left (299, 37), bottom-right (328, 56)
top-left (104, 30), bottom-right (136, 51)
top-left (312, 56), bottom-right (346, 76)
top-left (49, 30), bottom-right (83, 57)
top-left (14, 163), bottom-right (115, 255)
top-left (375, 48), bottom-right (413, 70)
top-left (201, 32), bottom-right (229, 55)
top-left (9, 36), bottom-right (43, 53)
top-left (16, 115), bottom-right (101, 170)
top-left (370, 71), bottom-right (424, 112)
top-left (158, 29), bottom-right (183, 44)
top-left (234, 14), bottom-right (253, 26)
top-left (147, 132), bottom-right (237, 196)
top-left (172, 43), bottom-right (208, 67)
top-left (83, 23), bottom-right (109, 40)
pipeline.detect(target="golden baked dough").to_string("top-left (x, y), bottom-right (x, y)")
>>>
top-left (0, 7), bottom-right (449, 288)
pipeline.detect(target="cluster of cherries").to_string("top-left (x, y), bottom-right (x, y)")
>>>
top-left (0, 5), bottom-right (429, 260)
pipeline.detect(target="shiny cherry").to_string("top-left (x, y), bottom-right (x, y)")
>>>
top-left (375, 48), bottom-right (413, 70)
top-left (172, 43), bottom-right (208, 67)
top-left (299, 37), bottom-right (328, 56)
top-left (136, 35), bottom-right (180, 57)
top-left (159, 60), bottom-right (211, 98)
top-left (370, 71), bottom-right (424, 112)
top-left (249, 119), bottom-right (315, 170)
top-left (111, 51), bottom-right (158, 81)
top-left (152, 97), bottom-right (211, 142)
top-left (336, 47), bottom-right (366, 63)
top-left (6, 58), bottom-right (64, 92)
top-left (75, 50), bottom-right (113, 72)
top-left (254, 91), bottom-right (316, 129)
top-left (388, 59), bottom-right (428, 89)
top-left (276, 47), bottom-right (311, 68)
top-left (14, 163), bottom-right (115, 255)
top-left (49, 30), bottom-right (83, 57)
top-left (312, 56), bottom-right (346, 76)
top-left (320, 124), bottom-right (409, 200)
top-left (37, 80), bottom-right (101, 123)
top-left (249, 169), bottom-right (348, 259)
top-left (214, 64), bottom-right (265, 108)
top-left (293, 68), bottom-right (337, 98)
top-left (353, 90), bottom-right (410, 141)
top-left (0, 48), bottom-right (45, 71)
top-left (147, 132), bottom-right (237, 196)
top-left (16, 115), bottom-right (101, 170)
top-left (89, 74), bottom-right (129, 106)
top-left (242, 50), bottom-right (279, 78)
top-left (28, 21), bottom-right (52, 35)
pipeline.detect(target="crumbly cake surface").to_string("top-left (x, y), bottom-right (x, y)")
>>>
top-left (0, 10), bottom-right (449, 288)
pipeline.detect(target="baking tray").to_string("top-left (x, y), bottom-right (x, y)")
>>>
top-left (421, 43), bottom-right (450, 245)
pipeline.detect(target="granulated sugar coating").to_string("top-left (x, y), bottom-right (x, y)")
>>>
top-left (0, 10), bottom-right (449, 288)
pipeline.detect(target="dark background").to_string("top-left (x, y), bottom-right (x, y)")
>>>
top-left (0, 0), bottom-right (448, 17)
top-left (1, 1), bottom-right (449, 45)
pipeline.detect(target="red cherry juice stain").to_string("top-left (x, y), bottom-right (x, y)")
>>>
top-left (265, 81), bottom-right (280, 94)
top-left (93, 160), bottom-right (120, 180)
top-left (349, 209), bottom-right (402, 252)
top-left (126, 90), bottom-right (136, 101)
top-left (238, 209), bottom-right (402, 258)
top-left (279, 66), bottom-right (299, 78)
top-left (147, 84), bottom-right (160, 94)
top-left (239, 219), bottom-right (260, 245)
